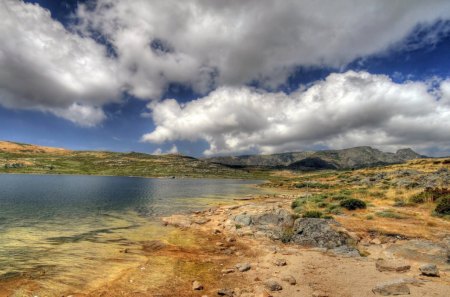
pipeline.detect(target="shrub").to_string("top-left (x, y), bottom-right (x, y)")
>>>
top-left (303, 210), bottom-right (323, 218)
top-left (280, 227), bottom-right (294, 243)
top-left (393, 199), bottom-right (407, 207)
top-left (340, 198), bottom-right (367, 210)
top-left (291, 198), bottom-right (305, 209)
top-left (412, 188), bottom-right (450, 204)
top-left (295, 182), bottom-right (331, 189)
top-left (435, 196), bottom-right (450, 215)
top-left (326, 204), bottom-right (342, 215)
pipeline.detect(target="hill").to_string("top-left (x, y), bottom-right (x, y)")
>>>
top-left (0, 141), bottom-right (264, 178)
top-left (207, 146), bottom-right (425, 170)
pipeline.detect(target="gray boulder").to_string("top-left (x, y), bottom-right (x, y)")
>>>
top-left (290, 218), bottom-right (353, 249)
top-left (419, 263), bottom-right (440, 277)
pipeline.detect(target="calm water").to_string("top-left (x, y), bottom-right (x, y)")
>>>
top-left (0, 174), bottom-right (261, 294)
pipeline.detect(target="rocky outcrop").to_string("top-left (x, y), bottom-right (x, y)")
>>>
top-left (290, 218), bottom-right (354, 249)
top-left (232, 209), bottom-right (358, 254)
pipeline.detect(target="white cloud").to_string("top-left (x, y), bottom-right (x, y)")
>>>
top-left (77, 0), bottom-right (450, 97)
top-left (152, 144), bottom-right (178, 155)
top-left (0, 0), bottom-right (120, 125)
top-left (142, 71), bottom-right (450, 156)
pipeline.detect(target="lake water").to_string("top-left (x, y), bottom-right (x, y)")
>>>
top-left (0, 174), bottom-right (261, 295)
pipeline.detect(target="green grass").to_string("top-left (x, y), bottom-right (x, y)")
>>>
top-left (0, 151), bottom-right (270, 179)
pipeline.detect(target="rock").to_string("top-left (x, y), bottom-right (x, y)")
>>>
top-left (192, 280), bottom-right (204, 290)
top-left (372, 279), bottom-right (411, 296)
top-left (217, 288), bottom-right (234, 296)
top-left (281, 275), bottom-right (296, 285)
top-left (236, 263), bottom-right (251, 272)
top-left (221, 268), bottom-right (235, 274)
top-left (194, 218), bottom-right (211, 225)
top-left (274, 259), bottom-right (287, 266)
top-left (290, 218), bottom-right (353, 249)
top-left (376, 259), bottom-right (411, 272)
top-left (264, 279), bottom-right (282, 291)
top-left (419, 263), bottom-right (440, 277)
top-left (234, 214), bottom-right (252, 226)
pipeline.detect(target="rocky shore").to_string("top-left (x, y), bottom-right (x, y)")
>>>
top-left (162, 193), bottom-right (450, 297)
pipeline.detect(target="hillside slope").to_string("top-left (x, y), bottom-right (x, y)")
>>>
top-left (0, 141), bottom-right (263, 178)
top-left (207, 146), bottom-right (425, 170)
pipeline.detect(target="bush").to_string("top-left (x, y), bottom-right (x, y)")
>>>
top-left (291, 198), bottom-right (305, 209)
top-left (295, 182), bottom-right (331, 189)
top-left (303, 210), bottom-right (323, 218)
top-left (412, 188), bottom-right (450, 203)
top-left (340, 198), bottom-right (367, 210)
top-left (435, 196), bottom-right (450, 215)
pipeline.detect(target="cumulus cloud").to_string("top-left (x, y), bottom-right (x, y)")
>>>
top-left (0, 0), bottom-right (120, 126)
top-left (142, 71), bottom-right (450, 156)
top-left (152, 145), bottom-right (179, 155)
top-left (77, 0), bottom-right (450, 98)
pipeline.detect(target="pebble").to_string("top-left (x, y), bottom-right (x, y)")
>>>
top-left (217, 288), bottom-right (234, 296)
top-left (192, 280), bottom-right (203, 290)
top-left (372, 279), bottom-right (410, 296)
top-left (236, 262), bottom-right (252, 272)
top-left (419, 263), bottom-right (440, 277)
top-left (281, 275), bottom-right (296, 285)
top-left (274, 259), bottom-right (287, 266)
top-left (264, 279), bottom-right (283, 291)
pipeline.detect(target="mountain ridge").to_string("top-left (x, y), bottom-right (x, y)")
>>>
top-left (207, 146), bottom-right (426, 170)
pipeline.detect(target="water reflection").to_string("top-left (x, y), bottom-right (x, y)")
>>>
top-left (0, 174), bottom-right (261, 295)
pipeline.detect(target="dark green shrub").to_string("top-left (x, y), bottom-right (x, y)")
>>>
top-left (303, 210), bottom-right (323, 218)
top-left (280, 227), bottom-right (294, 243)
top-left (340, 198), bottom-right (367, 210)
top-left (435, 196), bottom-right (450, 215)
top-left (295, 182), bottom-right (331, 189)
top-left (291, 198), bottom-right (305, 209)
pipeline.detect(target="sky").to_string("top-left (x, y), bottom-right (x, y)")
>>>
top-left (1, 0), bottom-right (450, 157)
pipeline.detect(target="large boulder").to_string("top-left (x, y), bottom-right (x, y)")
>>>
top-left (291, 218), bottom-right (352, 249)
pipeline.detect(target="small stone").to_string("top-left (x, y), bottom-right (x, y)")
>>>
top-left (217, 288), bottom-right (234, 296)
top-left (274, 259), bottom-right (287, 266)
top-left (376, 259), bottom-right (411, 272)
top-left (226, 237), bottom-right (236, 242)
top-left (264, 279), bottom-right (283, 291)
top-left (236, 262), bottom-right (251, 272)
top-left (372, 279), bottom-right (410, 296)
top-left (216, 242), bottom-right (224, 246)
top-left (192, 280), bottom-right (204, 290)
top-left (221, 268), bottom-right (235, 274)
top-left (281, 275), bottom-right (296, 285)
top-left (419, 263), bottom-right (440, 277)
top-left (312, 291), bottom-right (329, 297)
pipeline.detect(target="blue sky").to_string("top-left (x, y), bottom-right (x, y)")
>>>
top-left (1, 0), bottom-right (450, 156)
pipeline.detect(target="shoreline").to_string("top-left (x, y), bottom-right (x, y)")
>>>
top-left (1, 182), bottom-right (449, 296)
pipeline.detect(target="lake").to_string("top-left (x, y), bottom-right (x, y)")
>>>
top-left (0, 174), bottom-right (261, 295)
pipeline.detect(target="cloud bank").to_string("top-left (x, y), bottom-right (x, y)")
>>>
top-left (142, 71), bottom-right (450, 156)
top-left (0, 0), bottom-right (120, 126)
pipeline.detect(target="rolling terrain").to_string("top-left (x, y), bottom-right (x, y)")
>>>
top-left (0, 141), bottom-right (265, 178)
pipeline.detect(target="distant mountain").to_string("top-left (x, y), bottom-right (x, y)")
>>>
top-left (207, 146), bottom-right (425, 170)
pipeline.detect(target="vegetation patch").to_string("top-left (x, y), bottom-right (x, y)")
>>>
top-left (340, 198), bottom-right (367, 210)
top-left (303, 210), bottom-right (323, 218)
top-left (295, 182), bottom-right (331, 189)
top-left (376, 210), bottom-right (405, 219)
top-left (434, 196), bottom-right (450, 215)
